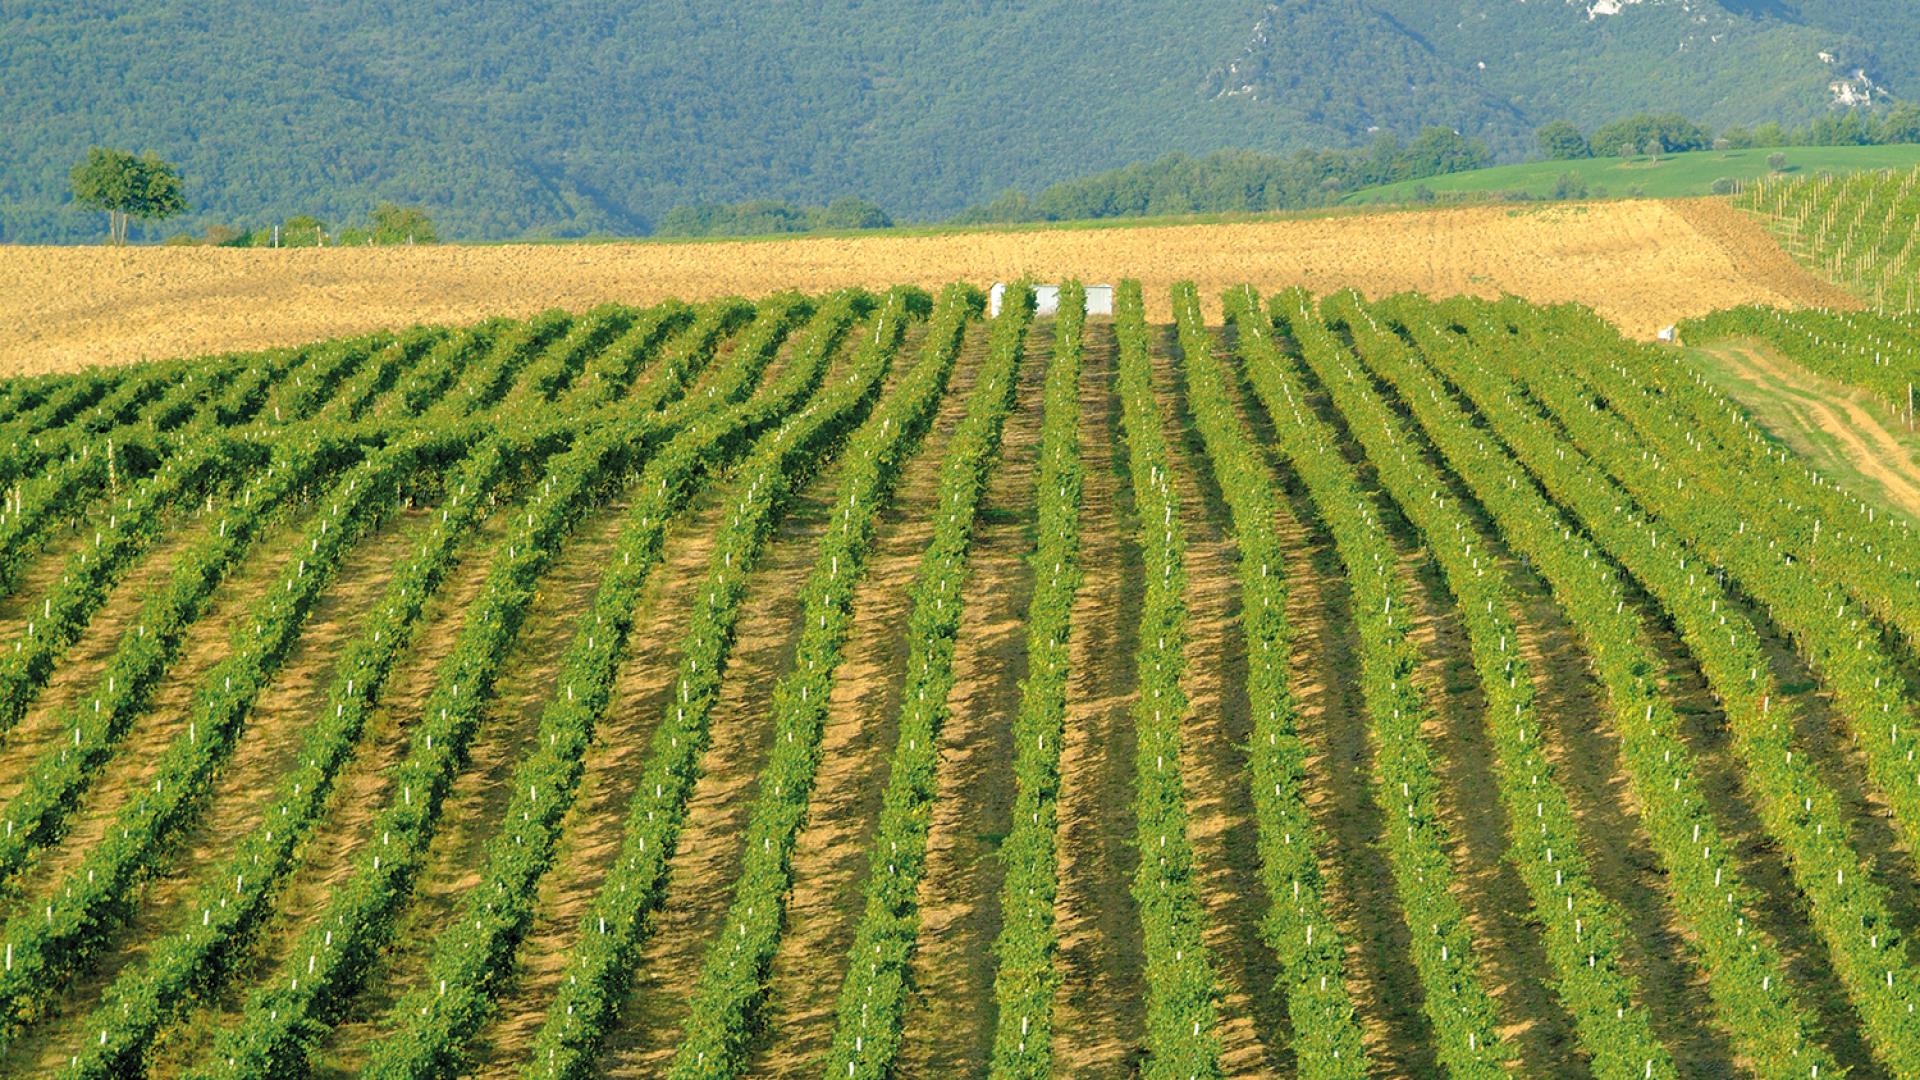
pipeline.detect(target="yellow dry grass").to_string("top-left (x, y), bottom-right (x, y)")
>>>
top-left (0, 197), bottom-right (1853, 375)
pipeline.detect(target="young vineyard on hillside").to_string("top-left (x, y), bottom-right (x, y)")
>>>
top-left (4, 278), bottom-right (1920, 1080)
top-left (1683, 304), bottom-right (1920, 422)
top-left (1737, 166), bottom-right (1920, 314)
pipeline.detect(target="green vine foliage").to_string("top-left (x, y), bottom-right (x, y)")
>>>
top-left (816, 282), bottom-right (1035, 1080)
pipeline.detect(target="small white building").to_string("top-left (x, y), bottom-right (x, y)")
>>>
top-left (989, 283), bottom-right (1115, 318)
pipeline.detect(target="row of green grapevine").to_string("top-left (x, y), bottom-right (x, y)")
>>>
top-left (1306, 289), bottom-right (1673, 1077)
top-left (1426, 300), bottom-right (1920, 1074)
top-left (516, 288), bottom-right (914, 1080)
top-left (1111, 280), bottom-right (1225, 1078)
top-left (663, 286), bottom-right (974, 1080)
top-left (54, 291), bottom-right (747, 1078)
top-left (1181, 285), bottom-right (1368, 1077)
top-left (811, 283), bottom-right (1034, 1080)
top-left (1239, 290), bottom-right (1508, 1076)
top-left (983, 281), bottom-right (1089, 1079)
top-left (185, 293), bottom-right (850, 1080)
top-left (360, 288), bottom-right (930, 1079)
top-left (1363, 297), bottom-right (1835, 1076)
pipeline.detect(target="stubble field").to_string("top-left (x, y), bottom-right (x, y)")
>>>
top-left (0, 197), bottom-right (1854, 375)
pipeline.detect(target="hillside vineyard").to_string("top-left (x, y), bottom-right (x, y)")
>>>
top-left (1738, 167), bottom-right (1920, 315)
top-left (4, 283), bottom-right (1920, 1079)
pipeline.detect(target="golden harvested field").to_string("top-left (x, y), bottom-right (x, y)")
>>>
top-left (0, 196), bottom-right (1854, 374)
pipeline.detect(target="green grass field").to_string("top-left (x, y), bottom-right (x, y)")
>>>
top-left (1689, 340), bottom-right (1920, 519)
top-left (1346, 144), bottom-right (1920, 205)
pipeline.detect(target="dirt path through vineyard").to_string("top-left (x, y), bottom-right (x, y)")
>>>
top-left (732, 319), bottom-right (986, 1078)
top-left (892, 317), bottom-right (1046, 1075)
top-left (1048, 320), bottom-right (1151, 1075)
top-left (465, 472), bottom-right (729, 1077)
top-left (603, 325), bottom-right (927, 1076)
top-left (1153, 328), bottom-right (1289, 1075)
top-left (1696, 341), bottom-right (1920, 519)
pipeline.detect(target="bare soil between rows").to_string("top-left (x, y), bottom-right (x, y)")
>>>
top-left (740, 319), bottom-right (992, 1077)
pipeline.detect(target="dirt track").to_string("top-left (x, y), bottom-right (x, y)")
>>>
top-left (893, 318), bottom-right (1043, 1076)
top-left (741, 321), bottom-right (988, 1077)
top-left (1156, 331), bottom-right (1288, 1076)
top-left (0, 198), bottom-right (1850, 374)
top-left (1698, 341), bottom-right (1920, 519)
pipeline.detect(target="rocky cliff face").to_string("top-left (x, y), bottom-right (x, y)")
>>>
top-left (1202, 0), bottom-right (1898, 143)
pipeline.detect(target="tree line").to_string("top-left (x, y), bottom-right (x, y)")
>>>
top-left (1536, 105), bottom-right (1920, 160)
top-left (654, 196), bottom-right (891, 238)
top-left (176, 204), bottom-right (439, 248)
top-left (69, 146), bottom-right (437, 246)
top-left (69, 104), bottom-right (1920, 245)
top-left (951, 126), bottom-right (1491, 225)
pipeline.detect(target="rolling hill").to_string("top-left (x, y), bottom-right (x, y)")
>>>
top-left (4, 0), bottom-right (1919, 242)
top-left (1345, 143), bottom-right (1920, 203)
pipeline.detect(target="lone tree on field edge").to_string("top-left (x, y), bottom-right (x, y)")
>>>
top-left (1536, 120), bottom-right (1591, 161)
top-left (71, 147), bottom-right (187, 244)
top-left (370, 201), bottom-right (436, 243)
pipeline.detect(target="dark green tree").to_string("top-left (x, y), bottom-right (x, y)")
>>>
top-left (952, 189), bottom-right (1042, 225)
top-left (69, 148), bottom-right (187, 244)
top-left (656, 195), bottom-right (895, 237)
top-left (656, 200), bottom-right (806, 236)
top-left (1878, 103), bottom-right (1920, 145)
top-left (1536, 121), bottom-right (1590, 160)
top-left (1590, 113), bottom-right (1710, 157)
top-left (369, 202), bottom-right (436, 243)
top-left (808, 195), bottom-right (892, 230)
top-left (1397, 126), bottom-right (1491, 177)
top-left (1809, 110), bottom-right (1872, 146)
top-left (1752, 121), bottom-right (1789, 148)
top-left (281, 214), bottom-right (327, 246)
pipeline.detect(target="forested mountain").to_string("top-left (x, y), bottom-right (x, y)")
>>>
top-left (4, 0), bottom-right (1916, 241)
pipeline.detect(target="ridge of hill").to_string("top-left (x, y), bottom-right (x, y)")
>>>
top-left (5, 1), bottom-right (1919, 242)
top-left (1345, 144), bottom-right (1920, 204)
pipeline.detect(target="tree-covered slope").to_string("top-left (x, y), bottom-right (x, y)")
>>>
top-left (3, 0), bottom-right (1915, 241)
